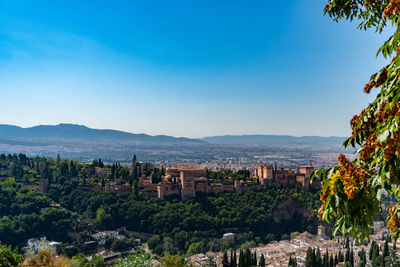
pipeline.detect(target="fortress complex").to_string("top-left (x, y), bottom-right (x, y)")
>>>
top-left (254, 163), bottom-right (317, 189)
top-left (158, 167), bottom-right (235, 200)
top-left (134, 156), bottom-right (320, 200)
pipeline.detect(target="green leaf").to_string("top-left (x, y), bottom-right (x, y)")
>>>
top-left (377, 188), bottom-right (382, 200)
top-left (378, 130), bottom-right (390, 143)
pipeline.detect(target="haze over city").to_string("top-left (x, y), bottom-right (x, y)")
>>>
top-left (0, 0), bottom-right (391, 138)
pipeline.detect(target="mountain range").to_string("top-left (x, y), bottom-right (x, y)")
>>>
top-left (0, 124), bottom-right (203, 146)
top-left (0, 123), bottom-right (346, 147)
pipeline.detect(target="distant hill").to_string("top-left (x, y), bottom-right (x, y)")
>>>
top-left (0, 124), bottom-right (204, 145)
top-left (200, 134), bottom-right (346, 147)
top-left (0, 124), bottom-right (347, 148)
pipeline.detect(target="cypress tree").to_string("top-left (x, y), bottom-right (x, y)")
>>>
top-left (306, 247), bottom-right (315, 267)
top-left (244, 248), bottom-right (251, 267)
top-left (369, 241), bottom-right (375, 261)
top-left (363, 249), bottom-right (367, 266)
top-left (288, 255), bottom-right (298, 267)
top-left (329, 254), bottom-right (333, 267)
top-left (325, 249), bottom-right (329, 267)
top-left (258, 253), bottom-right (265, 267)
top-left (316, 248), bottom-right (322, 267)
top-left (70, 160), bottom-right (78, 177)
top-left (358, 248), bottom-right (366, 267)
top-left (338, 250), bottom-right (343, 262)
top-left (372, 243), bottom-right (379, 267)
top-left (312, 248), bottom-right (317, 267)
top-left (322, 254), bottom-right (327, 267)
top-left (222, 251), bottom-right (229, 267)
top-left (288, 256), bottom-right (293, 267)
top-left (383, 239), bottom-right (389, 260)
top-left (111, 164), bottom-right (116, 178)
top-left (350, 249), bottom-right (354, 267)
top-left (305, 248), bottom-right (311, 267)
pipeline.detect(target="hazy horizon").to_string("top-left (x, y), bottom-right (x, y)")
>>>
top-left (0, 1), bottom-right (391, 138)
top-left (0, 122), bottom-right (348, 139)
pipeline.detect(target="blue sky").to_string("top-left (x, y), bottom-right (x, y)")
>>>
top-left (0, 0), bottom-right (392, 138)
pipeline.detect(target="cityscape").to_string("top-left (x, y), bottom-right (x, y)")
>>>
top-left (1, 0), bottom-right (399, 267)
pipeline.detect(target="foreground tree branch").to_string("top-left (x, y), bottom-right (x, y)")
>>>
top-left (314, 0), bottom-right (400, 241)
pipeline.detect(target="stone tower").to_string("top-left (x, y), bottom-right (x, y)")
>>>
top-left (318, 225), bottom-right (326, 237)
top-left (300, 166), bottom-right (314, 179)
top-left (180, 171), bottom-right (196, 200)
top-left (234, 180), bottom-right (243, 193)
top-left (39, 178), bottom-right (49, 194)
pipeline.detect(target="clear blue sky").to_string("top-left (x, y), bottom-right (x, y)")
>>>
top-left (0, 0), bottom-right (392, 138)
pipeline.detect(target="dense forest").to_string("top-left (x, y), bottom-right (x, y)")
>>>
top-left (0, 153), bottom-right (321, 256)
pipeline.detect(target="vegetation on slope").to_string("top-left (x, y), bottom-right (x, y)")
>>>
top-left (0, 153), bottom-right (320, 257)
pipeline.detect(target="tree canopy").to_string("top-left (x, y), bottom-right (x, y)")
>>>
top-left (315, 0), bottom-right (400, 241)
